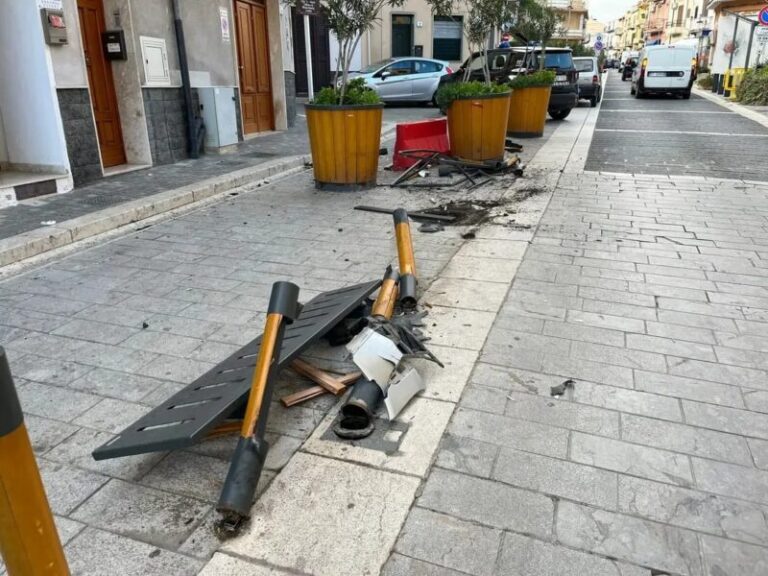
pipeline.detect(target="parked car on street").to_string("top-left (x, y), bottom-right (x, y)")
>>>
top-left (622, 57), bottom-right (638, 81)
top-left (348, 57), bottom-right (452, 104)
top-left (438, 46), bottom-right (579, 120)
top-left (619, 50), bottom-right (639, 73)
top-left (631, 44), bottom-right (696, 99)
top-left (574, 56), bottom-right (602, 107)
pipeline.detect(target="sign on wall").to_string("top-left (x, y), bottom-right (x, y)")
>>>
top-left (220, 7), bottom-right (231, 42)
top-left (38, 0), bottom-right (62, 10)
top-left (297, 0), bottom-right (319, 16)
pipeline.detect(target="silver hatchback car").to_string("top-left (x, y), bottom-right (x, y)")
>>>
top-left (573, 56), bottom-right (603, 107)
top-left (348, 57), bottom-right (453, 104)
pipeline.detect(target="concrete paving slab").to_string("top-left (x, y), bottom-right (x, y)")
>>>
top-left (65, 528), bottom-right (203, 576)
top-left (199, 554), bottom-right (298, 575)
top-left (221, 453), bottom-right (419, 576)
top-left (304, 395), bottom-right (455, 477)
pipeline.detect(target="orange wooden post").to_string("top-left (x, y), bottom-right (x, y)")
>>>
top-left (0, 347), bottom-right (69, 576)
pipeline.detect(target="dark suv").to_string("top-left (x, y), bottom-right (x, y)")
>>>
top-left (438, 47), bottom-right (579, 120)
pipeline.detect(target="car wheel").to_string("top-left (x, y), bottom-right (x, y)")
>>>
top-left (431, 92), bottom-right (438, 107)
top-left (549, 109), bottom-right (572, 120)
top-left (683, 90), bottom-right (691, 100)
top-left (590, 96), bottom-right (597, 107)
top-left (635, 88), bottom-right (645, 99)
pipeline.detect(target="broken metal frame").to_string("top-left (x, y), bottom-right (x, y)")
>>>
top-left (392, 149), bottom-right (522, 189)
top-left (92, 281), bottom-right (381, 460)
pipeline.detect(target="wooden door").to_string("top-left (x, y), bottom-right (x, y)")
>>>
top-left (78, 0), bottom-right (126, 167)
top-left (235, 0), bottom-right (274, 134)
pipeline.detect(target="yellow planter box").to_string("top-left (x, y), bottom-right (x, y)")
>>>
top-left (447, 92), bottom-right (511, 162)
top-left (306, 104), bottom-right (384, 189)
top-left (507, 86), bottom-right (552, 138)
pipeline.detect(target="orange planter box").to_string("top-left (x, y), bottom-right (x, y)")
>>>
top-left (306, 104), bottom-right (384, 189)
top-left (447, 92), bottom-right (511, 162)
top-left (507, 86), bottom-right (552, 138)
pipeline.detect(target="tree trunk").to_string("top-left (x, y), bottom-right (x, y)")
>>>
top-left (338, 37), bottom-right (350, 105)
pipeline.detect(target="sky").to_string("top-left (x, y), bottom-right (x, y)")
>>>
top-left (589, 0), bottom-right (638, 24)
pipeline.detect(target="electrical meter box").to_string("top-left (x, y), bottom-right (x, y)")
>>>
top-left (102, 30), bottom-right (127, 60)
top-left (198, 87), bottom-right (239, 149)
top-left (40, 9), bottom-right (68, 46)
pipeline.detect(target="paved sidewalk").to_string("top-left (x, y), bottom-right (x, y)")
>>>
top-left (0, 106), bottom-right (557, 575)
top-left (389, 169), bottom-right (768, 576)
top-left (0, 105), bottom-right (439, 241)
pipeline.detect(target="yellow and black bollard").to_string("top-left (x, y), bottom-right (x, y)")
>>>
top-left (371, 265), bottom-right (399, 320)
top-left (216, 281), bottom-right (300, 535)
top-left (393, 208), bottom-right (418, 309)
top-left (0, 347), bottom-right (69, 576)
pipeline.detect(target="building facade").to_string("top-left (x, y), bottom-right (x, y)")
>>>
top-left (0, 0), bottom-right (294, 206)
top-left (708, 1), bottom-right (766, 74)
top-left (547, 0), bottom-right (589, 43)
top-left (367, 1), bottom-right (474, 68)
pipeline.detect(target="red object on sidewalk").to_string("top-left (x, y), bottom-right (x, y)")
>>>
top-left (392, 118), bottom-right (450, 171)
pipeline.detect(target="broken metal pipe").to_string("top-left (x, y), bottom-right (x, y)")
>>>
top-left (394, 208), bottom-right (418, 309)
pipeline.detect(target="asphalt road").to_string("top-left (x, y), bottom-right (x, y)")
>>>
top-left (585, 70), bottom-right (768, 181)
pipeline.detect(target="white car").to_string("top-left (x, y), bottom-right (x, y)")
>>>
top-left (631, 45), bottom-right (696, 99)
top-left (348, 57), bottom-right (453, 104)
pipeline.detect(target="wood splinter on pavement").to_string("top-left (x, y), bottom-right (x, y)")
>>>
top-left (281, 361), bottom-right (362, 407)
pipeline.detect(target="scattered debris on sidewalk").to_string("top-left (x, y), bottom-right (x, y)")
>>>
top-left (336, 210), bottom-right (442, 438)
top-left (358, 200), bottom-right (529, 231)
top-left (550, 379), bottom-right (575, 398)
top-left (88, 206), bottom-right (444, 535)
top-left (389, 149), bottom-right (524, 190)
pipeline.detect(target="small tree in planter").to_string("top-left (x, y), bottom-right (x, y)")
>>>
top-left (429, 0), bottom-right (516, 161)
top-left (505, 2), bottom-right (561, 135)
top-left (291, 0), bottom-right (405, 189)
top-left (507, 69), bottom-right (555, 137)
top-left (516, 1), bottom-right (561, 70)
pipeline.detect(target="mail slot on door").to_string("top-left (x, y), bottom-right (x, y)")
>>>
top-left (40, 8), bottom-right (68, 46)
top-left (102, 30), bottom-right (127, 60)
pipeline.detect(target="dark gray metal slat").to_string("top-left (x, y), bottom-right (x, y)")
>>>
top-left (92, 281), bottom-right (378, 460)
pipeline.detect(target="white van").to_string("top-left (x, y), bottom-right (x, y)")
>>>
top-left (631, 45), bottom-right (696, 99)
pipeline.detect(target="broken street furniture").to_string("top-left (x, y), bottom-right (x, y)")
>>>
top-left (92, 281), bottom-right (380, 460)
top-left (217, 282), bottom-right (300, 533)
top-left (336, 209), bottom-right (441, 438)
top-left (394, 209), bottom-right (418, 309)
top-left (0, 348), bottom-right (69, 576)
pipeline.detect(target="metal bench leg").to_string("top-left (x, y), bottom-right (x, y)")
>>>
top-left (216, 281), bottom-right (300, 535)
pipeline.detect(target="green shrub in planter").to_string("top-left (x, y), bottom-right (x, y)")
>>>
top-left (508, 70), bottom-right (556, 90)
top-left (738, 67), bottom-right (768, 106)
top-left (312, 78), bottom-right (381, 106)
top-left (435, 81), bottom-right (510, 111)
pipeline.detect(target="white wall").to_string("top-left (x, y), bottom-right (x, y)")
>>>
top-left (50, 0), bottom-right (89, 88)
top-left (0, 0), bottom-right (69, 170)
top-left (330, 32), bottom-right (363, 73)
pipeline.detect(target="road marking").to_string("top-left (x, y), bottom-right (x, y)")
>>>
top-left (595, 128), bottom-right (768, 137)
top-left (599, 109), bottom-right (732, 114)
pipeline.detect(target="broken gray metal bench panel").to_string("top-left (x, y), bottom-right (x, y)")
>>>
top-left (92, 281), bottom-right (380, 461)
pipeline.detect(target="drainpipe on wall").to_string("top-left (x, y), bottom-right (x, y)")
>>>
top-left (171, 0), bottom-right (201, 159)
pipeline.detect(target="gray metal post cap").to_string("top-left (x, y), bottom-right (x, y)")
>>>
top-left (393, 208), bottom-right (409, 224)
top-left (267, 281), bottom-right (301, 321)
